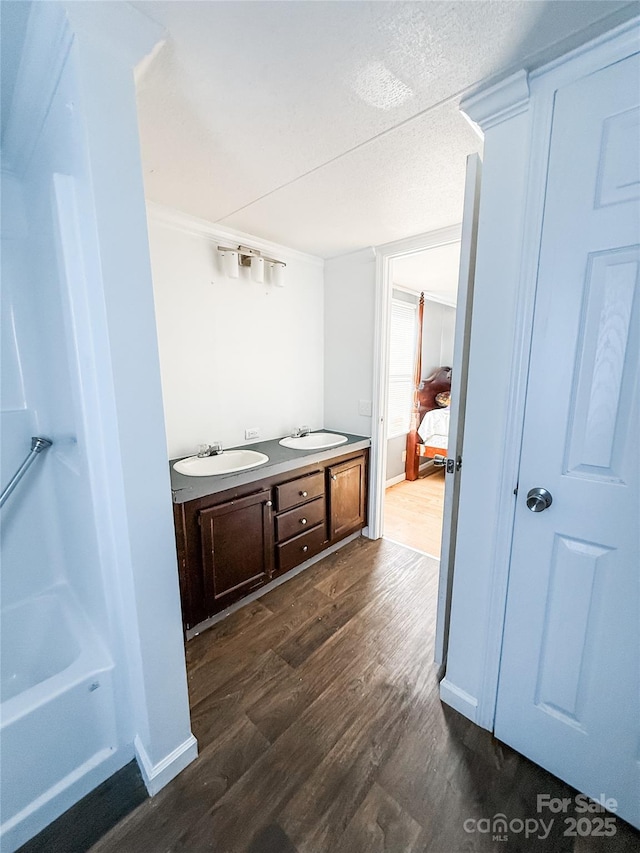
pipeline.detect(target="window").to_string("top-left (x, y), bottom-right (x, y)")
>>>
top-left (387, 298), bottom-right (417, 438)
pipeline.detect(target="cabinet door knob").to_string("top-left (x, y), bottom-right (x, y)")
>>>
top-left (331, 475), bottom-right (337, 481)
top-left (266, 500), bottom-right (273, 507)
top-left (302, 545), bottom-right (308, 552)
top-left (300, 518), bottom-right (307, 525)
top-left (300, 490), bottom-right (308, 497)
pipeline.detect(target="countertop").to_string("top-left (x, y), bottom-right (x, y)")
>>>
top-left (170, 431), bottom-right (371, 504)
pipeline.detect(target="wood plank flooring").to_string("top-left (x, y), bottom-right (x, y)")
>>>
top-left (89, 538), bottom-right (639, 853)
top-left (384, 471), bottom-right (445, 556)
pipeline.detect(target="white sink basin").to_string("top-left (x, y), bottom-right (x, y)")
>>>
top-left (173, 449), bottom-right (269, 477)
top-left (279, 432), bottom-right (348, 451)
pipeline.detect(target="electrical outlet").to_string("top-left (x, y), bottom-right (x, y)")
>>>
top-left (358, 399), bottom-right (372, 417)
top-left (245, 427), bottom-right (260, 440)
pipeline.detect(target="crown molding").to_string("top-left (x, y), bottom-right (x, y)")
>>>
top-left (146, 201), bottom-right (325, 268)
top-left (375, 224), bottom-right (462, 260)
top-left (1, 3), bottom-right (73, 177)
top-left (529, 14), bottom-right (640, 88)
top-left (325, 246), bottom-right (377, 266)
top-left (460, 70), bottom-right (530, 133)
top-left (62, 1), bottom-right (166, 71)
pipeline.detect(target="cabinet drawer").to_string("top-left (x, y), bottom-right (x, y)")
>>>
top-left (277, 524), bottom-right (327, 574)
top-left (276, 496), bottom-right (325, 543)
top-left (276, 471), bottom-right (324, 512)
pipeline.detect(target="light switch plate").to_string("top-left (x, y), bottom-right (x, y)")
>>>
top-left (358, 399), bottom-right (372, 417)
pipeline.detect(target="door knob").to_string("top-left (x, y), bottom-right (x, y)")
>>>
top-left (526, 487), bottom-right (553, 513)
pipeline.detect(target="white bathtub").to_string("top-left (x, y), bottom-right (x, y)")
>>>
top-left (0, 586), bottom-right (118, 852)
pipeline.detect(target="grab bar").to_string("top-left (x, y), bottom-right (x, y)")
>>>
top-left (0, 437), bottom-right (53, 509)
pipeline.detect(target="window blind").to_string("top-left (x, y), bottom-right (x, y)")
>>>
top-left (387, 299), bottom-right (418, 438)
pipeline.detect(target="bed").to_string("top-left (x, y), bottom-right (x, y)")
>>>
top-left (406, 365), bottom-right (452, 477)
top-left (416, 365), bottom-right (452, 458)
top-left (418, 405), bottom-right (450, 459)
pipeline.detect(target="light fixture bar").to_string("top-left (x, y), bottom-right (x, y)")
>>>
top-left (217, 244), bottom-right (286, 269)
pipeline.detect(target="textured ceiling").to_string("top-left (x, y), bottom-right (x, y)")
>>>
top-left (393, 242), bottom-right (461, 305)
top-left (132, 1), bottom-right (637, 256)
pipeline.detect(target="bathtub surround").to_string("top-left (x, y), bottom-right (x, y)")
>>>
top-left (146, 205), bottom-right (325, 460)
top-left (1, 4), bottom-right (195, 850)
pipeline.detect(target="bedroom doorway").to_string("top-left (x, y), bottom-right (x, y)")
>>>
top-left (382, 257), bottom-right (459, 559)
top-left (370, 153), bottom-right (482, 667)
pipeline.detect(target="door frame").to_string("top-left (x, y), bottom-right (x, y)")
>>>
top-left (445, 18), bottom-right (640, 732)
top-left (369, 223), bottom-right (462, 541)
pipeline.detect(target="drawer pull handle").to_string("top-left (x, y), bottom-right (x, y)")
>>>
top-left (300, 490), bottom-right (308, 497)
top-left (302, 545), bottom-right (309, 553)
top-left (300, 518), bottom-right (307, 525)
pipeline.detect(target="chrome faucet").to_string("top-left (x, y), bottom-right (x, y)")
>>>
top-left (196, 441), bottom-right (223, 457)
top-left (291, 425), bottom-right (310, 438)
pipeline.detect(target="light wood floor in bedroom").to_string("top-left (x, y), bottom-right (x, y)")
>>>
top-left (384, 469), bottom-right (445, 556)
top-left (84, 537), bottom-right (638, 853)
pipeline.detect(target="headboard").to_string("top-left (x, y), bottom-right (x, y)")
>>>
top-left (418, 366), bottom-right (452, 421)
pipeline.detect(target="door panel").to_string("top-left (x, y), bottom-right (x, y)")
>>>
top-left (328, 456), bottom-right (366, 541)
top-left (199, 489), bottom-right (273, 609)
top-left (495, 53), bottom-right (639, 828)
top-left (434, 152), bottom-right (482, 667)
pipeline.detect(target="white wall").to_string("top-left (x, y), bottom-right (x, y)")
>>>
top-left (62, 0), bottom-right (196, 786)
top-left (0, 4), bottom-right (196, 845)
top-left (324, 248), bottom-right (377, 436)
top-left (146, 209), bottom-right (325, 459)
top-left (422, 300), bottom-right (456, 375)
top-left (421, 300), bottom-right (441, 378)
top-left (441, 96), bottom-right (532, 726)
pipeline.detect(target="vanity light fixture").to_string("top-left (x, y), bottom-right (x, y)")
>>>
top-left (270, 261), bottom-right (285, 287)
top-left (251, 255), bottom-right (265, 283)
top-left (217, 243), bottom-right (286, 285)
top-left (221, 248), bottom-right (239, 278)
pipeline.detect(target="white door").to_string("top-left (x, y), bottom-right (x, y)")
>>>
top-left (434, 153), bottom-right (482, 667)
top-left (495, 53), bottom-right (640, 828)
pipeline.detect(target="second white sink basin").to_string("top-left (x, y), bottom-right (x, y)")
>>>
top-left (173, 449), bottom-right (269, 477)
top-left (279, 432), bottom-right (348, 451)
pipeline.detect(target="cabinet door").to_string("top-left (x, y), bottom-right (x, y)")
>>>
top-left (328, 455), bottom-right (367, 542)
top-left (199, 489), bottom-right (273, 613)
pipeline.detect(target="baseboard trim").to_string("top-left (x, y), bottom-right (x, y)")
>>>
top-left (439, 678), bottom-right (479, 724)
top-left (385, 473), bottom-right (406, 487)
top-left (134, 734), bottom-right (198, 796)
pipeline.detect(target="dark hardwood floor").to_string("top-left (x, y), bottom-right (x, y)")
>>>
top-left (89, 537), bottom-right (639, 853)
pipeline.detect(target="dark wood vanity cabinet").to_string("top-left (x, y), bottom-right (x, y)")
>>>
top-left (199, 489), bottom-right (273, 606)
top-left (328, 455), bottom-right (367, 541)
top-left (173, 448), bottom-right (368, 632)
top-left (274, 471), bottom-right (328, 576)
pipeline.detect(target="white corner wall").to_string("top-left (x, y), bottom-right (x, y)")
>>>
top-left (60, 1), bottom-right (197, 788)
top-left (441, 99), bottom-right (532, 726)
top-left (324, 248), bottom-right (377, 436)
top-left (421, 301), bottom-right (456, 373)
top-left (146, 208), bottom-right (325, 459)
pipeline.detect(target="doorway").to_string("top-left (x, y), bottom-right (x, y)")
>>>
top-left (382, 248), bottom-right (460, 558)
top-left (369, 229), bottom-right (462, 552)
